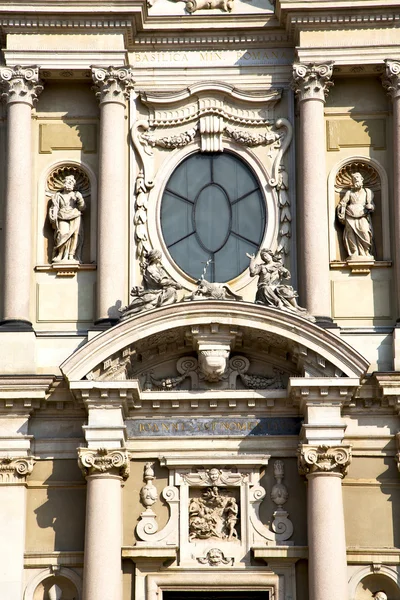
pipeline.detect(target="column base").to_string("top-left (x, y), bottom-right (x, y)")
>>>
top-left (0, 319), bottom-right (33, 332)
top-left (314, 316), bottom-right (339, 329)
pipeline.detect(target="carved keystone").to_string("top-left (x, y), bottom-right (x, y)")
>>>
top-left (187, 324), bottom-right (240, 383)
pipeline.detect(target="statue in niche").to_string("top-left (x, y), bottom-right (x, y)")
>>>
top-left (189, 486), bottom-right (239, 541)
top-left (337, 171), bottom-right (375, 260)
top-left (48, 174), bottom-right (85, 263)
top-left (247, 249), bottom-right (315, 322)
top-left (373, 593), bottom-right (387, 600)
top-left (120, 249), bottom-right (181, 318)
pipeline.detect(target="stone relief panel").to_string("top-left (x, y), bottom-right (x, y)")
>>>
top-left (332, 160), bottom-right (385, 265)
top-left (44, 164), bottom-right (92, 266)
top-left (134, 456), bottom-right (293, 567)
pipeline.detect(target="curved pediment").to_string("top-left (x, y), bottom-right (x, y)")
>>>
top-left (61, 302), bottom-right (369, 384)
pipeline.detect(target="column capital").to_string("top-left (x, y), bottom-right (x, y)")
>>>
top-left (382, 59), bottom-right (400, 100)
top-left (298, 444), bottom-right (352, 478)
top-left (0, 455), bottom-right (35, 484)
top-left (292, 62), bottom-right (334, 102)
top-left (91, 66), bottom-right (135, 106)
top-left (78, 447), bottom-right (130, 480)
top-left (0, 65), bottom-right (43, 106)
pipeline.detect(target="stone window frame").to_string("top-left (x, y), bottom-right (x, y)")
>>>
top-left (147, 138), bottom-right (278, 292)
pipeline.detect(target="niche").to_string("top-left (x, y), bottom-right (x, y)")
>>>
top-left (355, 574), bottom-right (400, 600)
top-left (43, 164), bottom-right (92, 265)
top-left (333, 161), bottom-right (384, 262)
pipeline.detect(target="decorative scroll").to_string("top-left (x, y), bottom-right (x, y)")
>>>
top-left (136, 485), bottom-right (179, 544)
top-left (298, 444), bottom-right (352, 478)
top-left (0, 456), bottom-right (35, 483)
top-left (270, 460), bottom-right (293, 539)
top-left (0, 65), bottom-right (43, 106)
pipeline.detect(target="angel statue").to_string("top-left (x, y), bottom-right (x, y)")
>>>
top-left (119, 249), bottom-right (181, 319)
top-left (247, 248), bottom-right (315, 322)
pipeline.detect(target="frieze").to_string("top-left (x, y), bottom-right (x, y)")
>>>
top-left (130, 48), bottom-right (294, 68)
top-left (126, 417), bottom-right (302, 437)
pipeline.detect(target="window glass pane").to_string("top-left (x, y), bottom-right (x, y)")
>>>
top-left (213, 153), bottom-right (257, 200)
top-left (168, 235), bottom-right (210, 281)
top-left (161, 152), bottom-right (266, 282)
top-left (161, 192), bottom-right (193, 246)
top-left (214, 235), bottom-right (259, 281)
top-left (232, 191), bottom-right (265, 243)
top-left (195, 184), bottom-right (231, 252)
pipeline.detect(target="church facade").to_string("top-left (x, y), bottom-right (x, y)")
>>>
top-left (1, 1), bottom-right (400, 599)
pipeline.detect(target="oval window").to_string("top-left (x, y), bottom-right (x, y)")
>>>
top-left (161, 152), bottom-right (266, 282)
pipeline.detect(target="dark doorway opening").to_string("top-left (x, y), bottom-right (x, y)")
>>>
top-left (163, 593), bottom-right (269, 600)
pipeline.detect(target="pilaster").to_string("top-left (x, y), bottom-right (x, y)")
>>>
top-left (91, 66), bottom-right (135, 326)
top-left (291, 62), bottom-right (334, 325)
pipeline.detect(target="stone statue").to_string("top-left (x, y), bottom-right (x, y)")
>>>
top-left (247, 249), bottom-right (315, 322)
top-left (120, 249), bottom-right (181, 318)
top-left (373, 593), bottom-right (387, 600)
top-left (48, 175), bottom-right (85, 264)
top-left (337, 172), bottom-right (375, 260)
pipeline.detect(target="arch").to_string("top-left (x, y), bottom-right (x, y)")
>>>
top-left (147, 139), bottom-right (278, 292)
top-left (328, 155), bottom-right (390, 261)
top-left (24, 567), bottom-right (82, 600)
top-left (61, 302), bottom-right (369, 382)
top-left (348, 565), bottom-right (400, 600)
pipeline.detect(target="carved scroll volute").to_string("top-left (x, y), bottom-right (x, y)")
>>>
top-left (131, 120), bottom-right (155, 189)
top-left (268, 118), bottom-right (292, 187)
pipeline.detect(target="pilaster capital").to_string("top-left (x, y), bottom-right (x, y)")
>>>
top-left (0, 65), bottom-right (43, 107)
top-left (382, 60), bottom-right (400, 100)
top-left (78, 447), bottom-right (130, 480)
top-left (298, 444), bottom-right (352, 478)
top-left (91, 66), bottom-right (135, 106)
top-left (0, 455), bottom-right (35, 484)
top-left (292, 62), bottom-right (334, 102)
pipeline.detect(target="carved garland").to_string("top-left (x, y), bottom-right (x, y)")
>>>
top-left (131, 86), bottom-right (293, 265)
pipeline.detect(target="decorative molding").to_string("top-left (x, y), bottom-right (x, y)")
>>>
top-left (292, 62), bottom-right (334, 102)
top-left (77, 448), bottom-right (130, 479)
top-left (270, 460), bottom-right (293, 539)
top-left (197, 548), bottom-right (234, 566)
top-left (382, 60), bottom-right (400, 100)
top-left (0, 456), bottom-right (35, 484)
top-left (298, 444), bottom-right (352, 478)
top-left (0, 65), bottom-right (43, 106)
top-left (92, 66), bottom-right (135, 106)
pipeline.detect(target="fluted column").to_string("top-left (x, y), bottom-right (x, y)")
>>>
top-left (0, 66), bottom-right (43, 329)
top-left (298, 444), bottom-right (351, 600)
top-left (383, 62), bottom-right (400, 324)
top-left (78, 448), bottom-right (129, 600)
top-left (92, 67), bottom-right (134, 325)
top-left (292, 63), bottom-right (334, 324)
top-left (0, 456), bottom-right (34, 600)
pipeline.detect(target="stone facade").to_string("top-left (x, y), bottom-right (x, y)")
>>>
top-left (1, 1), bottom-right (400, 600)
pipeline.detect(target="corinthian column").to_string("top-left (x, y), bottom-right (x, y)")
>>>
top-left (0, 66), bottom-right (43, 329)
top-left (78, 448), bottom-right (129, 600)
top-left (383, 62), bottom-right (400, 327)
top-left (92, 67), bottom-right (134, 326)
top-left (298, 444), bottom-right (351, 600)
top-left (0, 456), bottom-right (34, 599)
top-left (292, 63), bottom-right (334, 325)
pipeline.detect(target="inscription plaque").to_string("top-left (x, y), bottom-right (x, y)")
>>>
top-left (127, 417), bottom-right (302, 438)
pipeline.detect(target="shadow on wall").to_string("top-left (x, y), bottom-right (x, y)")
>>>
top-left (355, 574), bottom-right (400, 600)
top-left (33, 460), bottom-right (86, 552)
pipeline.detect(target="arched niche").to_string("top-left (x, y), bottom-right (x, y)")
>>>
top-left (38, 161), bottom-right (97, 266)
top-left (349, 566), bottom-right (400, 600)
top-left (24, 568), bottom-right (82, 600)
top-left (328, 156), bottom-right (390, 263)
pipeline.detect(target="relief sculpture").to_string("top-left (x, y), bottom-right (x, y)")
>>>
top-left (189, 484), bottom-right (239, 541)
